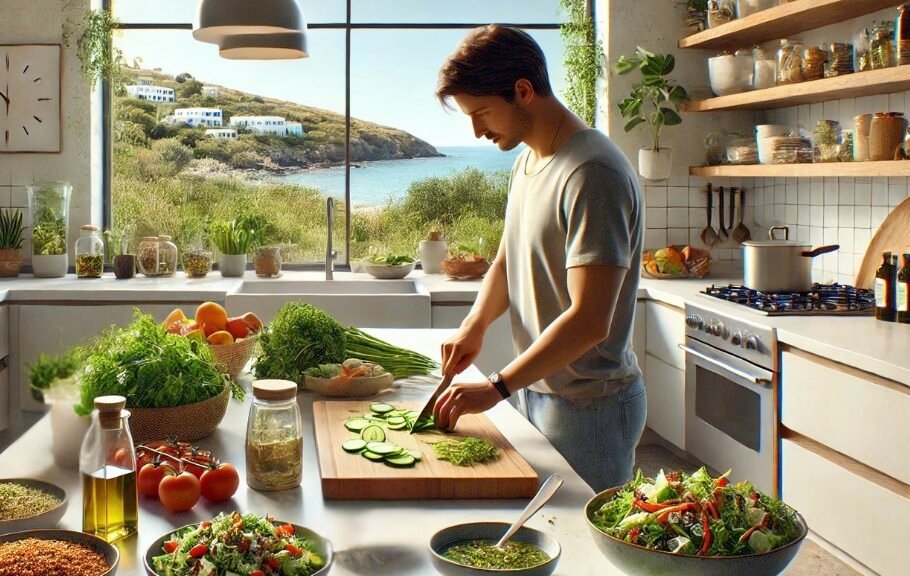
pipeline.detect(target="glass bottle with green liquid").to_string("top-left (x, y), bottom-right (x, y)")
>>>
top-left (79, 395), bottom-right (139, 543)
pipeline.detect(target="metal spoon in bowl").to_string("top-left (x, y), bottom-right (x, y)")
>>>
top-left (494, 473), bottom-right (564, 550)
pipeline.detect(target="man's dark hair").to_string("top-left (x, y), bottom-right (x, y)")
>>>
top-left (436, 24), bottom-right (553, 108)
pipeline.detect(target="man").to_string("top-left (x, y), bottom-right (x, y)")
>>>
top-left (432, 25), bottom-right (645, 491)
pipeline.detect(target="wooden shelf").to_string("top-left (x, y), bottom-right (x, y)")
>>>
top-left (681, 67), bottom-right (910, 112)
top-left (679, 0), bottom-right (901, 51)
top-left (690, 161), bottom-right (910, 178)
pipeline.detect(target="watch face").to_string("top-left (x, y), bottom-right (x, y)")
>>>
top-left (0, 44), bottom-right (61, 153)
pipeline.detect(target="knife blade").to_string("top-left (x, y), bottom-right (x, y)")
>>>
top-left (410, 372), bottom-right (454, 434)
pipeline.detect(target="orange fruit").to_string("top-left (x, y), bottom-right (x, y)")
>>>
top-left (241, 312), bottom-right (263, 334)
top-left (225, 317), bottom-right (250, 340)
top-left (206, 331), bottom-right (234, 346)
top-left (163, 309), bottom-right (188, 334)
top-left (196, 302), bottom-right (228, 331)
top-left (180, 321), bottom-right (201, 336)
top-left (184, 329), bottom-right (206, 344)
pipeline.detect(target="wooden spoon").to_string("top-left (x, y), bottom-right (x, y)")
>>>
top-left (732, 187), bottom-right (751, 245)
top-left (700, 183), bottom-right (719, 248)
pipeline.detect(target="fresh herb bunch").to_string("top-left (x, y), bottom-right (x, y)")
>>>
top-left (429, 436), bottom-right (499, 467)
top-left (75, 310), bottom-right (240, 416)
top-left (28, 347), bottom-right (86, 403)
top-left (254, 302), bottom-right (438, 382)
top-left (31, 222), bottom-right (67, 255)
top-left (367, 253), bottom-right (415, 266)
top-left (210, 218), bottom-right (258, 255)
top-left (0, 208), bottom-right (24, 250)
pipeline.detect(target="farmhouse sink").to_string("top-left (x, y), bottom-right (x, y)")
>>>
top-left (226, 278), bottom-right (431, 328)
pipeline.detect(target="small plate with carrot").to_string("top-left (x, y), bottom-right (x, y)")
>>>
top-left (303, 359), bottom-right (395, 398)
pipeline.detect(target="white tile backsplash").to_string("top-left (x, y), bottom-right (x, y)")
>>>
top-left (667, 187), bottom-right (688, 207)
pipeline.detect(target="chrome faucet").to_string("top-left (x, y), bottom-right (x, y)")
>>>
top-left (326, 197), bottom-right (337, 280)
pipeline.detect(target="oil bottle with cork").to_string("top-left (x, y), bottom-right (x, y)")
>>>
top-left (875, 251), bottom-right (897, 321)
top-left (79, 395), bottom-right (139, 543)
top-left (898, 251), bottom-right (910, 324)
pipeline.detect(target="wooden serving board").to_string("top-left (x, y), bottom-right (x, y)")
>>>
top-left (856, 195), bottom-right (910, 289)
top-left (313, 401), bottom-right (539, 500)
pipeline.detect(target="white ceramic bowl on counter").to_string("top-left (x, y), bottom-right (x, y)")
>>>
top-left (708, 53), bottom-right (754, 97)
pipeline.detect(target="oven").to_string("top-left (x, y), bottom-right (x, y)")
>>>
top-left (681, 303), bottom-right (778, 496)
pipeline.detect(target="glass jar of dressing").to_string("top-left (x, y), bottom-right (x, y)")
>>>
top-left (246, 380), bottom-right (302, 491)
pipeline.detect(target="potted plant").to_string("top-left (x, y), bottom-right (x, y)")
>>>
top-left (613, 47), bottom-right (688, 181)
top-left (0, 208), bottom-right (25, 277)
top-left (419, 225), bottom-right (448, 274)
top-left (441, 239), bottom-right (491, 280)
top-left (29, 348), bottom-right (89, 468)
top-left (211, 218), bottom-right (257, 277)
top-left (105, 227), bottom-right (136, 279)
top-left (28, 181), bottom-right (71, 278)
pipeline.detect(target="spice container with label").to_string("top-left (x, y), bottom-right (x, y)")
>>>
top-left (875, 252), bottom-right (897, 322)
top-left (75, 224), bottom-right (104, 278)
top-left (898, 253), bottom-right (910, 324)
top-left (776, 39), bottom-right (804, 85)
top-left (182, 248), bottom-right (213, 278)
top-left (246, 380), bottom-right (302, 491)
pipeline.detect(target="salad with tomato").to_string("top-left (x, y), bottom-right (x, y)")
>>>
top-left (152, 512), bottom-right (326, 576)
top-left (589, 468), bottom-right (803, 556)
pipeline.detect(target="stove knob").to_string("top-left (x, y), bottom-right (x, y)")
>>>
top-left (745, 335), bottom-right (761, 351)
top-left (730, 331), bottom-right (743, 346)
top-left (709, 321), bottom-right (724, 337)
top-left (685, 315), bottom-right (703, 329)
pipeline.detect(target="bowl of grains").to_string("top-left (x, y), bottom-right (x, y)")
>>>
top-left (0, 529), bottom-right (119, 576)
top-left (0, 479), bottom-right (67, 535)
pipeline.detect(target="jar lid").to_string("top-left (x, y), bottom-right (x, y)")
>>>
top-left (159, 235), bottom-right (172, 241)
top-left (80, 224), bottom-right (98, 231)
top-left (94, 395), bottom-right (127, 412)
top-left (253, 380), bottom-right (298, 401)
top-left (140, 236), bottom-right (159, 241)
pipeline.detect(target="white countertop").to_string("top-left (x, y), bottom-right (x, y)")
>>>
top-left (2, 330), bottom-right (620, 576)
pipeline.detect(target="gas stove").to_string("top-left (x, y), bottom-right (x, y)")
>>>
top-left (700, 283), bottom-right (875, 316)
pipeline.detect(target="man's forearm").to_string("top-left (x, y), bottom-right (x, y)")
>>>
top-left (461, 253), bottom-right (509, 335)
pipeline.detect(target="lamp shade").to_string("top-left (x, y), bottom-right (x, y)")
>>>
top-left (194, 0), bottom-right (304, 44)
top-left (219, 31), bottom-right (309, 60)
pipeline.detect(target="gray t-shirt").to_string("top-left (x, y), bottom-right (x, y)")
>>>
top-left (504, 128), bottom-right (643, 399)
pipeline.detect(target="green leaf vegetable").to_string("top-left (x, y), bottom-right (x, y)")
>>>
top-left (427, 436), bottom-right (499, 467)
top-left (254, 302), bottom-right (438, 382)
top-left (367, 253), bottom-right (415, 266)
top-left (75, 310), bottom-right (241, 416)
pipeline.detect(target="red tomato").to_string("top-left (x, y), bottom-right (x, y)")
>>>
top-left (138, 461), bottom-right (175, 498)
top-left (200, 462), bottom-right (240, 502)
top-left (286, 543), bottom-right (302, 557)
top-left (158, 469), bottom-right (201, 512)
top-left (200, 521), bottom-right (212, 529)
top-left (275, 523), bottom-right (295, 538)
top-left (239, 538), bottom-right (251, 553)
top-left (249, 571), bottom-right (264, 576)
top-left (717, 477), bottom-right (730, 487)
top-left (265, 558), bottom-right (280, 570)
top-left (163, 539), bottom-right (179, 554)
top-left (189, 543), bottom-right (208, 558)
top-left (183, 459), bottom-right (208, 480)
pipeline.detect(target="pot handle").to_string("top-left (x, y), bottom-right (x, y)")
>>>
top-left (769, 225), bottom-right (789, 240)
top-left (801, 244), bottom-right (840, 258)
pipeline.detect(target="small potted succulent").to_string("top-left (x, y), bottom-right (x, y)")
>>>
top-left (105, 227), bottom-right (136, 279)
top-left (418, 225), bottom-right (448, 274)
top-left (0, 208), bottom-right (25, 277)
top-left (211, 218), bottom-right (258, 277)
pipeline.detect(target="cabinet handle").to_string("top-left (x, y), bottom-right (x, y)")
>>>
top-left (678, 343), bottom-right (771, 386)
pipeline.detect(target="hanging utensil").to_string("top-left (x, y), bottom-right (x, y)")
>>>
top-left (700, 183), bottom-right (719, 248)
top-left (718, 185), bottom-right (728, 239)
top-left (732, 187), bottom-right (751, 244)
top-left (729, 186), bottom-right (737, 236)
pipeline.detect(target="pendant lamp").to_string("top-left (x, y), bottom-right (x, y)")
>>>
top-left (194, 0), bottom-right (304, 44)
top-left (219, 32), bottom-right (308, 60)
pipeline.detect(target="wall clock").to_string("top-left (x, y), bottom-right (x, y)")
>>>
top-left (0, 44), bottom-right (62, 153)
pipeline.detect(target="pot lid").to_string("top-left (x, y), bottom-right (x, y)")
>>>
top-left (742, 239), bottom-right (810, 247)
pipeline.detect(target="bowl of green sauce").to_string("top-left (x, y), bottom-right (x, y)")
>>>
top-left (429, 522), bottom-right (560, 576)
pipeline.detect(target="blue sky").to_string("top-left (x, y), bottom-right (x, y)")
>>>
top-left (113, 1), bottom-right (567, 147)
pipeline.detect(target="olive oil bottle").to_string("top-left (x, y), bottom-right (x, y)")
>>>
top-left (79, 396), bottom-right (139, 543)
top-left (875, 252), bottom-right (897, 321)
top-left (898, 253), bottom-right (910, 324)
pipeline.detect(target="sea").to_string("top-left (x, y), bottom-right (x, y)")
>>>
top-left (278, 145), bottom-right (522, 207)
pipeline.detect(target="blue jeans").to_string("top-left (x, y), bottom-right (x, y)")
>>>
top-left (517, 377), bottom-right (647, 492)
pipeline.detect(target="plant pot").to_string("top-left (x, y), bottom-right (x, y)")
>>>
top-left (638, 148), bottom-right (673, 181)
top-left (254, 245), bottom-right (282, 278)
top-left (0, 248), bottom-right (23, 277)
top-left (113, 254), bottom-right (136, 279)
top-left (32, 254), bottom-right (68, 278)
top-left (419, 240), bottom-right (448, 274)
top-left (49, 400), bottom-right (91, 469)
top-left (220, 254), bottom-right (247, 277)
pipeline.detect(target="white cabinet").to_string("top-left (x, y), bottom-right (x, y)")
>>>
top-left (430, 303), bottom-right (513, 377)
top-left (644, 353), bottom-right (685, 450)
top-left (645, 301), bottom-right (685, 369)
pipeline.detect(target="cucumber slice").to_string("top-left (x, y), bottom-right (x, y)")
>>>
top-left (365, 441), bottom-right (402, 455)
top-left (387, 422), bottom-right (408, 430)
top-left (344, 418), bottom-right (372, 432)
top-left (342, 439), bottom-right (367, 453)
top-left (407, 450), bottom-right (423, 461)
top-left (360, 425), bottom-right (386, 442)
top-left (386, 416), bottom-right (406, 425)
top-left (385, 454), bottom-right (416, 467)
top-left (370, 403), bottom-right (395, 415)
top-left (361, 451), bottom-right (385, 461)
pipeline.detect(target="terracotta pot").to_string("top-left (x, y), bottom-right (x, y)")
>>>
top-left (113, 254), bottom-right (136, 279)
top-left (0, 248), bottom-right (23, 277)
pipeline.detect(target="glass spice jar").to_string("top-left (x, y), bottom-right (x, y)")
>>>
top-left (801, 45), bottom-right (828, 81)
top-left (871, 20), bottom-right (896, 69)
top-left (254, 245), bottom-right (283, 278)
top-left (182, 248), bottom-right (213, 278)
top-left (826, 43), bottom-right (854, 77)
top-left (246, 380), bottom-right (302, 492)
top-left (856, 27), bottom-right (873, 72)
top-left (777, 39), bottom-right (804, 85)
top-left (156, 236), bottom-right (178, 277)
top-left (137, 237), bottom-right (159, 277)
top-left (75, 225), bottom-right (104, 278)
top-left (813, 120), bottom-right (842, 163)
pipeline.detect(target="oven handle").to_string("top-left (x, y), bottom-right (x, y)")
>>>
top-left (677, 343), bottom-right (772, 385)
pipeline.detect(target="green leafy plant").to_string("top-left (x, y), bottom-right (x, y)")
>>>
top-left (210, 218), bottom-right (258, 255)
top-left (32, 222), bottom-right (67, 256)
top-left (65, 8), bottom-right (127, 92)
top-left (28, 348), bottom-right (86, 403)
top-left (559, 0), bottom-right (604, 127)
top-left (448, 239), bottom-right (489, 261)
top-left (612, 47), bottom-right (688, 151)
top-left (367, 253), bottom-right (415, 266)
top-left (0, 208), bottom-right (24, 250)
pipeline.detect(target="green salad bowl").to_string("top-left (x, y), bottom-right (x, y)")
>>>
top-left (584, 487), bottom-right (808, 576)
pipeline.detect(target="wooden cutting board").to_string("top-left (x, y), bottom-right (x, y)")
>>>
top-left (313, 401), bottom-right (539, 500)
top-left (856, 195), bottom-right (910, 289)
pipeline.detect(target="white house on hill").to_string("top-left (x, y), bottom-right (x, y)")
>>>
top-left (205, 128), bottom-right (237, 139)
top-left (167, 108), bottom-right (223, 127)
top-left (286, 122), bottom-right (304, 137)
top-left (126, 85), bottom-right (175, 103)
top-left (230, 116), bottom-right (303, 137)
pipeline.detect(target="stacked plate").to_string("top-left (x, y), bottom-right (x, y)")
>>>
top-left (767, 136), bottom-right (813, 164)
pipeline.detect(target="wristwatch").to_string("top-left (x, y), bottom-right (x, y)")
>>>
top-left (488, 371), bottom-right (511, 399)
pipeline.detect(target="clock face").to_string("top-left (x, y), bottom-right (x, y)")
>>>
top-left (0, 44), bottom-right (61, 153)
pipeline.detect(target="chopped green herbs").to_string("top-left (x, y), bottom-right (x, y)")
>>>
top-left (0, 482), bottom-right (61, 521)
top-left (442, 540), bottom-right (550, 569)
top-left (428, 436), bottom-right (499, 467)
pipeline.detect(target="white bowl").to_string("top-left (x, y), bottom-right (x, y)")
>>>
top-left (708, 53), bottom-right (754, 97)
top-left (363, 261), bottom-right (415, 279)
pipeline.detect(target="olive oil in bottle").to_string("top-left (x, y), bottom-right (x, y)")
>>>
top-left (898, 253), bottom-right (910, 324)
top-left (875, 252), bottom-right (897, 321)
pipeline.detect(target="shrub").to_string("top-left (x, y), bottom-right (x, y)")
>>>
top-left (153, 139), bottom-right (194, 175)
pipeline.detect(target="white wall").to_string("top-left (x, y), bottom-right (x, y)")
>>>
top-left (0, 0), bottom-right (96, 265)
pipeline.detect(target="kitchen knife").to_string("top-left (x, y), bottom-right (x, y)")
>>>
top-left (410, 371), bottom-right (454, 434)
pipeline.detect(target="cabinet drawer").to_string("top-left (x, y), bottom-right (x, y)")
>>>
top-left (782, 349), bottom-right (910, 485)
top-left (0, 306), bottom-right (8, 359)
top-left (782, 438), bottom-right (909, 576)
top-left (645, 301), bottom-right (684, 369)
top-left (644, 353), bottom-right (685, 450)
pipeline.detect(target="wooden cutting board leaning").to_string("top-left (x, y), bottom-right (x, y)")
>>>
top-left (855, 195), bottom-right (910, 289)
top-left (313, 401), bottom-right (539, 500)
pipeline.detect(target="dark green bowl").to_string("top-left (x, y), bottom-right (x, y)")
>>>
top-left (429, 522), bottom-right (561, 576)
top-left (584, 487), bottom-right (808, 576)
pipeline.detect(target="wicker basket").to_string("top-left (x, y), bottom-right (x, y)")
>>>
top-left (641, 246), bottom-right (712, 280)
top-left (127, 384), bottom-right (231, 443)
top-left (209, 334), bottom-right (259, 378)
top-left (440, 258), bottom-right (490, 280)
top-left (0, 249), bottom-right (23, 277)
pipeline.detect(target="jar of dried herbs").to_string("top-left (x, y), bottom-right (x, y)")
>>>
top-left (246, 380), bottom-right (302, 491)
top-left (813, 120), bottom-right (842, 163)
top-left (74, 225), bottom-right (104, 278)
top-left (871, 21), bottom-right (896, 69)
top-left (182, 248), bottom-right (213, 278)
top-left (137, 237), bottom-right (160, 277)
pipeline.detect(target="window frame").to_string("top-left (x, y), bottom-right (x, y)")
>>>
top-left (104, 0), bottom-right (563, 269)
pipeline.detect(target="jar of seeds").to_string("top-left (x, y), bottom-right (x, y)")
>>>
top-left (801, 45), bottom-right (828, 81)
top-left (74, 225), bottom-right (104, 278)
top-left (137, 237), bottom-right (159, 277)
top-left (777, 39), bottom-right (804, 84)
top-left (182, 248), bottom-right (213, 278)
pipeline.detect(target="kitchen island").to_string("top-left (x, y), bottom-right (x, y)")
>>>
top-left (2, 329), bottom-right (614, 576)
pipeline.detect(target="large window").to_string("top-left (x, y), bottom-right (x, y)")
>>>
top-left (109, 1), bottom-right (565, 265)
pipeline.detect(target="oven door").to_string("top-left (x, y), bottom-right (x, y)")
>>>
top-left (681, 337), bottom-right (777, 496)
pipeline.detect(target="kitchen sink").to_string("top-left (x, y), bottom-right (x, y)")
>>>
top-left (226, 278), bottom-right (431, 328)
